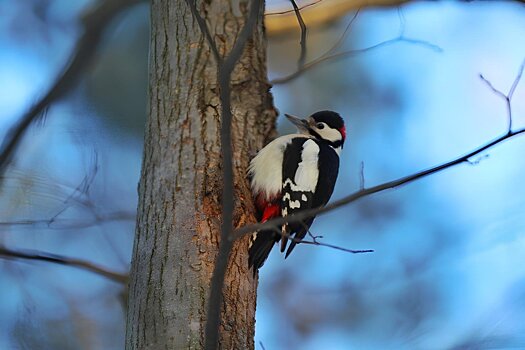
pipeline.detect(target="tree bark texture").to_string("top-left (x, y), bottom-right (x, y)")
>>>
top-left (126, 1), bottom-right (276, 349)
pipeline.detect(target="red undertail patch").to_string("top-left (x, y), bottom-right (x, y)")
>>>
top-left (262, 203), bottom-right (280, 222)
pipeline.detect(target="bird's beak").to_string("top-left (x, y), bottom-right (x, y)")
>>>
top-left (285, 114), bottom-right (309, 133)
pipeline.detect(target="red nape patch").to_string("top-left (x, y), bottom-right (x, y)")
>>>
top-left (339, 125), bottom-right (346, 140)
top-left (262, 203), bottom-right (280, 222)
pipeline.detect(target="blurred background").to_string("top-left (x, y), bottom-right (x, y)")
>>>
top-left (1, 0), bottom-right (525, 349)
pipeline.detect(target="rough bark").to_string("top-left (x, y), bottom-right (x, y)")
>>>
top-left (126, 1), bottom-right (276, 349)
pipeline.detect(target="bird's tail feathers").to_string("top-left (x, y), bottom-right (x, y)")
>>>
top-left (248, 230), bottom-right (279, 275)
top-left (284, 218), bottom-right (314, 258)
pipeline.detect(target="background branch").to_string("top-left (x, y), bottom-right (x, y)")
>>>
top-left (267, 223), bottom-right (374, 255)
top-left (264, 0), bottom-right (412, 35)
top-left (271, 23), bottom-right (442, 85)
top-left (320, 9), bottom-right (361, 59)
top-left (266, 0), bottom-right (323, 15)
top-left (479, 57), bottom-right (525, 134)
top-left (0, 246), bottom-right (128, 284)
top-left (0, 211), bottom-right (135, 230)
top-left (299, 238), bottom-right (374, 254)
top-left (289, 0), bottom-right (308, 69)
top-left (0, 0), bottom-right (141, 184)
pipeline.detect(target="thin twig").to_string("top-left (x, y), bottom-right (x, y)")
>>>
top-left (478, 75), bottom-right (506, 99)
top-left (48, 149), bottom-right (99, 223)
top-left (479, 57), bottom-right (525, 134)
top-left (299, 239), bottom-right (374, 254)
top-left (186, 0), bottom-right (222, 63)
top-left (0, 211), bottom-right (135, 229)
top-left (271, 8), bottom-right (441, 85)
top-left (267, 219), bottom-right (373, 256)
top-left (0, 0), bottom-right (141, 182)
top-left (307, 229), bottom-right (323, 241)
top-left (301, 227), bottom-right (372, 254)
top-left (479, 74), bottom-right (511, 133)
top-left (320, 9), bottom-right (360, 59)
top-left (508, 58), bottom-right (525, 100)
top-left (271, 36), bottom-right (442, 84)
top-left (265, 0), bottom-right (322, 16)
top-left (236, 60), bottom-right (525, 238)
top-left (0, 246), bottom-right (128, 284)
top-left (289, 0), bottom-right (307, 69)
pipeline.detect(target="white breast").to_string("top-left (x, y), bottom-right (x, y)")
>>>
top-left (248, 134), bottom-right (308, 200)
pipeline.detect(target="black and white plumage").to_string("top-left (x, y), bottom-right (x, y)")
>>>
top-left (248, 110), bottom-right (346, 272)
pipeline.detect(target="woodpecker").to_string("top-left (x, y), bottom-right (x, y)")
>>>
top-left (248, 110), bottom-right (346, 272)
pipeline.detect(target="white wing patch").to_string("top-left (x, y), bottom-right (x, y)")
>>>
top-left (294, 139), bottom-right (320, 193)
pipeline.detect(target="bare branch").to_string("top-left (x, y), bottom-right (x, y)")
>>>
top-left (264, 219), bottom-right (373, 256)
top-left (0, 149), bottom-right (134, 230)
top-left (508, 57), bottom-right (525, 100)
top-left (0, 211), bottom-right (135, 229)
top-left (48, 149), bottom-right (100, 223)
top-left (236, 59), bottom-right (525, 238)
top-left (271, 8), bottom-right (440, 85)
top-left (265, 0), bottom-right (323, 16)
top-left (289, 0), bottom-right (308, 69)
top-left (0, 0), bottom-right (142, 183)
top-left (264, 0), bottom-right (414, 35)
top-left (185, 0), bottom-right (222, 63)
top-left (479, 57), bottom-right (525, 135)
top-left (299, 239), bottom-right (374, 254)
top-left (320, 9), bottom-right (360, 59)
top-left (302, 227), bottom-right (373, 254)
top-left (307, 229), bottom-right (323, 241)
top-left (0, 246), bottom-right (128, 284)
top-left (271, 36), bottom-right (442, 84)
top-left (479, 73), bottom-right (511, 133)
top-left (199, 0), bottom-right (264, 348)
top-left (478, 74), bottom-right (507, 99)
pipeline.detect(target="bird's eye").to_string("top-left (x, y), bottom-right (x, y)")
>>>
top-left (316, 123), bottom-right (325, 129)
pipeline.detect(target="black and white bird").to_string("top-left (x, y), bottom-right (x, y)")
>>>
top-left (248, 110), bottom-right (346, 272)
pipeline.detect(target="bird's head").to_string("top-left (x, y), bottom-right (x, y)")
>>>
top-left (285, 110), bottom-right (346, 150)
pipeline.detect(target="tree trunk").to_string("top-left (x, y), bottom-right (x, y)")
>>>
top-left (126, 1), bottom-right (276, 349)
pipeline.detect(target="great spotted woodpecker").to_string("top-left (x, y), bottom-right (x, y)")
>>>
top-left (248, 110), bottom-right (346, 272)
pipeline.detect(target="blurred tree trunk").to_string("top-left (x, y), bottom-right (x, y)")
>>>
top-left (125, 1), bottom-right (276, 349)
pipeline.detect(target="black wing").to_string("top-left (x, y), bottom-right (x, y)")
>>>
top-left (281, 138), bottom-right (339, 257)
